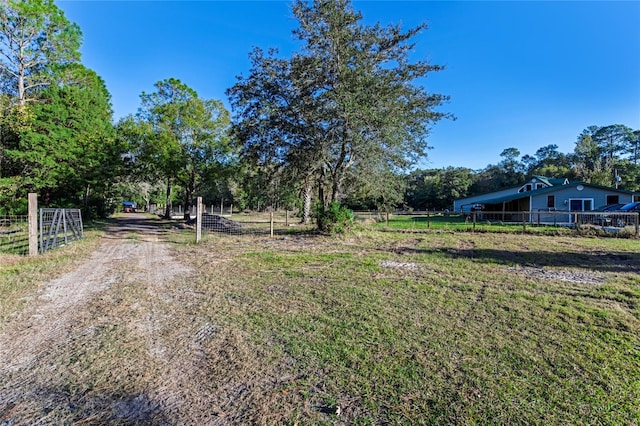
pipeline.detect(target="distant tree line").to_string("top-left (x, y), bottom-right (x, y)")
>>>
top-left (1, 0), bottom-right (637, 225)
top-left (404, 124), bottom-right (639, 211)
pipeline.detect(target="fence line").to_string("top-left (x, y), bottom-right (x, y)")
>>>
top-left (0, 215), bottom-right (29, 255)
top-left (194, 208), bottom-right (639, 239)
top-left (149, 203), bottom-right (236, 219)
top-left (359, 210), bottom-right (640, 236)
top-left (197, 210), bottom-right (312, 238)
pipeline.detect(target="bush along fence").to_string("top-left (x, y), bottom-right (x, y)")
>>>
top-left (0, 193), bottom-right (84, 256)
top-left (363, 210), bottom-right (640, 237)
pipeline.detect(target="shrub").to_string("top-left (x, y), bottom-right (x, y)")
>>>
top-left (317, 201), bottom-right (354, 234)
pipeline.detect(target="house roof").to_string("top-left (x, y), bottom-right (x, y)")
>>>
top-left (532, 176), bottom-right (568, 186)
top-left (475, 181), bottom-right (635, 206)
top-left (465, 177), bottom-right (570, 203)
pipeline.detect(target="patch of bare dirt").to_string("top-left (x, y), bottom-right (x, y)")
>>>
top-left (0, 214), bottom-right (208, 423)
top-left (505, 266), bottom-right (606, 285)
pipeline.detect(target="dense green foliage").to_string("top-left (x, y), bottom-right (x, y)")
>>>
top-left (0, 0), bottom-right (636, 220)
top-left (316, 201), bottom-right (354, 233)
top-left (120, 78), bottom-right (232, 219)
top-left (0, 0), bottom-right (81, 105)
top-left (404, 126), bottom-right (639, 211)
top-left (0, 0), bottom-right (117, 217)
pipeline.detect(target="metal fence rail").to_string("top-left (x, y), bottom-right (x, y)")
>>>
top-left (40, 208), bottom-right (84, 254)
top-left (364, 210), bottom-right (640, 236)
top-left (0, 215), bottom-right (29, 255)
top-left (200, 211), bottom-right (311, 237)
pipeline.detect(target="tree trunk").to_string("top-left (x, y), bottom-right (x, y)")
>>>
top-left (18, 71), bottom-right (25, 106)
top-left (83, 184), bottom-right (90, 207)
top-left (317, 167), bottom-right (326, 228)
top-left (164, 176), bottom-right (172, 219)
top-left (331, 175), bottom-right (341, 205)
top-left (318, 169), bottom-right (326, 207)
top-left (302, 177), bottom-right (312, 224)
top-left (183, 194), bottom-right (191, 221)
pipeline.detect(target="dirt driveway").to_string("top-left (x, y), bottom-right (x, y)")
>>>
top-left (0, 214), bottom-right (227, 424)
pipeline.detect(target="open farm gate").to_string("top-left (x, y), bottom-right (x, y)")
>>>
top-left (39, 208), bottom-right (84, 254)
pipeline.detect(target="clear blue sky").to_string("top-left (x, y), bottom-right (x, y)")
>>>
top-left (58, 0), bottom-right (640, 170)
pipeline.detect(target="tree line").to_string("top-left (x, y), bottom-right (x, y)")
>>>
top-left (1, 0), bottom-right (637, 224)
top-left (405, 125), bottom-right (640, 211)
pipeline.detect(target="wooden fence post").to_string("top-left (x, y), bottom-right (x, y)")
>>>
top-left (472, 210), bottom-right (476, 232)
top-left (270, 211), bottom-right (274, 238)
top-left (196, 196), bottom-right (202, 243)
top-left (28, 193), bottom-right (38, 256)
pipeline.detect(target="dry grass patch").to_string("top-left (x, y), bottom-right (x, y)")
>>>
top-left (0, 228), bottom-right (103, 326)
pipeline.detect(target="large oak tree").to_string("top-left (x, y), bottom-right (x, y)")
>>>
top-left (228, 0), bottom-right (451, 226)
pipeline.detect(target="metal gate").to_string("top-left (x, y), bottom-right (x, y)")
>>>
top-left (39, 208), bottom-right (83, 254)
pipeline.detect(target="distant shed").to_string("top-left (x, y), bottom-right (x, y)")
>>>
top-left (122, 201), bottom-right (137, 213)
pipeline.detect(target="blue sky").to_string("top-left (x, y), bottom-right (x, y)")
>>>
top-left (58, 1), bottom-right (640, 170)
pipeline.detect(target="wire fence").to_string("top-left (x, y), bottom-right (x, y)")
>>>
top-left (360, 210), bottom-right (640, 236)
top-left (199, 211), bottom-right (313, 238)
top-left (149, 203), bottom-right (233, 219)
top-left (0, 215), bottom-right (29, 255)
top-left (140, 201), bottom-right (640, 242)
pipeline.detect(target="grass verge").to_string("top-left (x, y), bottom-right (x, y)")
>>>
top-left (368, 213), bottom-right (640, 238)
top-left (0, 222), bottom-right (105, 326)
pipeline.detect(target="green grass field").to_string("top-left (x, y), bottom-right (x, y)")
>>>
top-left (180, 230), bottom-right (640, 424)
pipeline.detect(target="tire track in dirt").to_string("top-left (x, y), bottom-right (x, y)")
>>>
top-left (0, 214), bottom-right (193, 423)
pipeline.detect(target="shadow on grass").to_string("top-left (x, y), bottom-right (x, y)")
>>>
top-left (380, 242), bottom-right (640, 274)
top-left (0, 389), bottom-right (171, 425)
top-left (440, 247), bottom-right (640, 274)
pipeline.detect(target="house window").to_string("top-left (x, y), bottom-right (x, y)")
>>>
top-left (569, 199), bottom-right (593, 211)
top-left (536, 183), bottom-right (544, 189)
top-left (525, 184), bottom-right (532, 191)
top-left (547, 195), bottom-right (555, 208)
top-left (606, 195), bottom-right (619, 205)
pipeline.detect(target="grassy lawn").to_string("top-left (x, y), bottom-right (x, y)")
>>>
top-left (364, 212), bottom-right (556, 232)
top-left (180, 230), bottom-right (640, 424)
